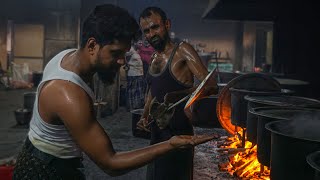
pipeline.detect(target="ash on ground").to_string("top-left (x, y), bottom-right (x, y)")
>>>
top-left (194, 127), bottom-right (238, 180)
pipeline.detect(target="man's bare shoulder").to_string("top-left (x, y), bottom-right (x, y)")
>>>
top-left (177, 42), bottom-right (196, 53)
top-left (41, 80), bottom-right (91, 106)
top-left (38, 80), bottom-right (93, 125)
top-left (175, 42), bottom-right (200, 61)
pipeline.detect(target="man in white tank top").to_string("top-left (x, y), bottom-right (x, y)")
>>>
top-left (13, 4), bottom-right (218, 180)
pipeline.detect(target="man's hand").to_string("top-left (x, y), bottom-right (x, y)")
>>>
top-left (136, 118), bottom-right (151, 132)
top-left (168, 134), bottom-right (220, 148)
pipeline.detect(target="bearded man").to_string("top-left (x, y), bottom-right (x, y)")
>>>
top-left (138, 7), bottom-right (218, 180)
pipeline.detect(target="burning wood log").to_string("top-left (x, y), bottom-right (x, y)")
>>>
top-left (240, 162), bottom-right (260, 177)
top-left (216, 139), bottom-right (235, 147)
top-left (218, 161), bottom-right (231, 171)
top-left (219, 136), bottom-right (229, 140)
top-left (215, 148), bottom-right (247, 154)
top-left (234, 159), bottom-right (255, 177)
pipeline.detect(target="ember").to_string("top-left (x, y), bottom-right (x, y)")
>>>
top-left (218, 131), bottom-right (270, 180)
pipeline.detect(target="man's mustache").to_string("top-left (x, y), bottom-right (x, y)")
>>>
top-left (150, 36), bottom-right (160, 43)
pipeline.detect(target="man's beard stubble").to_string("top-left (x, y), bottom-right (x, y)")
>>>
top-left (149, 32), bottom-right (169, 52)
top-left (95, 56), bottom-right (119, 85)
top-left (97, 69), bottom-right (117, 85)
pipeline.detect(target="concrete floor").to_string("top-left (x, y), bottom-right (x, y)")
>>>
top-left (0, 86), bottom-right (149, 179)
top-left (0, 86), bottom-right (235, 180)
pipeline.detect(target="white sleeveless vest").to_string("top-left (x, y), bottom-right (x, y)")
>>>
top-left (28, 49), bottom-right (95, 158)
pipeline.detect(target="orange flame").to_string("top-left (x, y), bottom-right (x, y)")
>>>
top-left (219, 131), bottom-right (270, 180)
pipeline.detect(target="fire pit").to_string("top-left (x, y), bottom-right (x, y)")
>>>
top-left (266, 118), bottom-right (320, 180)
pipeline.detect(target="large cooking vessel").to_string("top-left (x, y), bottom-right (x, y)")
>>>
top-left (266, 118), bottom-right (320, 180)
top-left (275, 77), bottom-right (310, 97)
top-left (192, 95), bottom-right (221, 128)
top-left (23, 92), bottom-right (36, 111)
top-left (230, 88), bottom-right (288, 128)
top-left (217, 73), bottom-right (281, 135)
top-left (307, 151), bottom-right (320, 180)
top-left (14, 108), bottom-right (32, 125)
top-left (130, 109), bottom-right (150, 139)
top-left (245, 95), bottom-right (320, 144)
top-left (251, 107), bottom-right (319, 167)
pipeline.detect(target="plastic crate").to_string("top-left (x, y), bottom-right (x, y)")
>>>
top-left (0, 165), bottom-right (14, 180)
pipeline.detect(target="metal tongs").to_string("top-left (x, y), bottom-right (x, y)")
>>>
top-left (147, 94), bottom-right (191, 127)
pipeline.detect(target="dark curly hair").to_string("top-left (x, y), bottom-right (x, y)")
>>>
top-left (139, 7), bottom-right (167, 23)
top-left (80, 4), bottom-right (141, 48)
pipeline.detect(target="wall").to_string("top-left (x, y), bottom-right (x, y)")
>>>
top-left (0, 18), bottom-right (7, 70)
top-left (272, 1), bottom-right (319, 99)
top-left (0, 0), bottom-right (80, 71)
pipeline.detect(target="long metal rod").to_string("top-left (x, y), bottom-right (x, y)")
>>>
top-left (167, 94), bottom-right (191, 110)
top-left (215, 53), bottom-right (221, 84)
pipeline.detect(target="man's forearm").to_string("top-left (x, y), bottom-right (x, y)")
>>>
top-left (103, 140), bottom-right (174, 176)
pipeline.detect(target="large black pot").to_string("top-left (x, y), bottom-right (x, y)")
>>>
top-left (245, 95), bottom-right (320, 144)
top-left (266, 118), bottom-right (320, 180)
top-left (23, 92), bottom-right (36, 111)
top-left (246, 98), bottom-right (271, 144)
top-left (192, 95), bottom-right (221, 128)
top-left (251, 107), bottom-right (319, 167)
top-left (130, 109), bottom-right (150, 139)
top-left (275, 77), bottom-right (310, 97)
top-left (307, 151), bottom-right (320, 180)
top-left (229, 88), bottom-right (288, 128)
top-left (14, 108), bottom-right (32, 125)
top-left (32, 72), bottom-right (43, 87)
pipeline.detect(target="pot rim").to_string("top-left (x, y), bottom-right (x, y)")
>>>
top-left (265, 120), bottom-right (320, 143)
top-left (306, 151), bottom-right (320, 171)
top-left (130, 109), bottom-right (144, 114)
top-left (229, 87), bottom-right (282, 94)
top-left (14, 108), bottom-right (32, 113)
top-left (249, 107), bottom-right (318, 120)
top-left (244, 95), bottom-right (320, 107)
top-left (23, 92), bottom-right (37, 95)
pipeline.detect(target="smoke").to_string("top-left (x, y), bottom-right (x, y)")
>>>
top-left (275, 110), bottom-right (320, 141)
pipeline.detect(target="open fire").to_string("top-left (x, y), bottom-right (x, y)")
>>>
top-left (218, 131), bottom-right (270, 180)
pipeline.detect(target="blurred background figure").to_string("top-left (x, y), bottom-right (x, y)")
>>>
top-left (169, 31), bottom-right (182, 44)
top-left (125, 45), bottom-right (146, 111)
top-left (136, 37), bottom-right (155, 76)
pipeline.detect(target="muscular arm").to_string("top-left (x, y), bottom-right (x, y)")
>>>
top-left (180, 43), bottom-right (210, 81)
top-left (44, 81), bottom-right (181, 176)
top-left (177, 43), bottom-right (218, 119)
